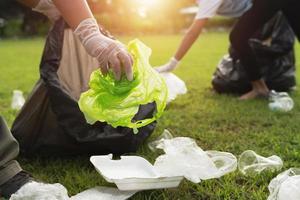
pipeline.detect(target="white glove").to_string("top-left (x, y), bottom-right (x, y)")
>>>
top-left (74, 18), bottom-right (133, 81)
top-left (32, 0), bottom-right (60, 22)
top-left (155, 57), bottom-right (179, 73)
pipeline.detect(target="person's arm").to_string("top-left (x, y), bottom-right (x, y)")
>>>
top-left (18, 0), bottom-right (133, 81)
top-left (174, 19), bottom-right (207, 61)
top-left (51, 0), bottom-right (92, 29)
top-left (155, 19), bottom-right (207, 73)
top-left (18, 0), bottom-right (39, 8)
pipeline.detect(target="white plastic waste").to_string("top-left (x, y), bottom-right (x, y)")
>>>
top-left (268, 90), bottom-right (294, 112)
top-left (90, 155), bottom-right (183, 191)
top-left (217, 55), bottom-right (233, 76)
top-left (10, 182), bottom-right (135, 200)
top-left (238, 150), bottom-right (283, 175)
top-left (148, 129), bottom-right (173, 152)
top-left (153, 137), bottom-right (237, 183)
top-left (11, 90), bottom-right (25, 110)
top-left (70, 186), bottom-right (136, 200)
top-left (267, 168), bottom-right (300, 200)
top-left (10, 182), bottom-right (69, 200)
top-left (160, 72), bottom-right (187, 103)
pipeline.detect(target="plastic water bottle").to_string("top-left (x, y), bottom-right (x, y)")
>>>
top-left (11, 90), bottom-right (25, 110)
top-left (268, 90), bottom-right (294, 112)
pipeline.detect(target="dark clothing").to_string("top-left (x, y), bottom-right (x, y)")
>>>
top-left (230, 0), bottom-right (300, 81)
top-left (0, 116), bottom-right (22, 186)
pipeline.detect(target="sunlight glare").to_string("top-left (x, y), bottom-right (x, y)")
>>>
top-left (133, 0), bottom-right (160, 7)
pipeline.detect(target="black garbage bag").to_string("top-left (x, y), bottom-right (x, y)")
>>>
top-left (212, 12), bottom-right (296, 94)
top-left (11, 19), bottom-right (156, 157)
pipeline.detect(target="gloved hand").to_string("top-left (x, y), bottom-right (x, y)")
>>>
top-left (74, 18), bottom-right (133, 81)
top-left (32, 0), bottom-right (61, 22)
top-left (155, 57), bottom-right (179, 73)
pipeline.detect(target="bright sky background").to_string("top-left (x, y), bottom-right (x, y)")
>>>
top-left (131, 0), bottom-right (162, 18)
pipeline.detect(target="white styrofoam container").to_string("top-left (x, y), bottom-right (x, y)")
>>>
top-left (90, 155), bottom-right (183, 191)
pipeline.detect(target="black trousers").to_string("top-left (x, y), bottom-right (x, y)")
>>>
top-left (0, 116), bottom-right (22, 186)
top-left (230, 0), bottom-right (300, 81)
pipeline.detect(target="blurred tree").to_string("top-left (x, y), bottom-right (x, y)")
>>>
top-left (0, 0), bottom-right (23, 19)
top-left (1, 0), bottom-right (232, 37)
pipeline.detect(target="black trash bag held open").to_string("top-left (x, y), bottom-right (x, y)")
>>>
top-left (12, 19), bottom-right (156, 156)
top-left (212, 12), bottom-right (296, 94)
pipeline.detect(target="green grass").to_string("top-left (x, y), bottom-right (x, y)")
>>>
top-left (0, 34), bottom-right (300, 200)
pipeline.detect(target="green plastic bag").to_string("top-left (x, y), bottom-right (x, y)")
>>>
top-left (78, 39), bottom-right (168, 131)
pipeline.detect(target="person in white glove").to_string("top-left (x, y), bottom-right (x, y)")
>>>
top-left (19, 0), bottom-right (133, 81)
top-left (156, 0), bottom-right (269, 100)
top-left (154, 19), bottom-right (206, 73)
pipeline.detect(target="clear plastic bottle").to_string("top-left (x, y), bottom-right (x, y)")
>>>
top-left (238, 150), bottom-right (283, 175)
top-left (11, 90), bottom-right (25, 110)
top-left (268, 90), bottom-right (294, 112)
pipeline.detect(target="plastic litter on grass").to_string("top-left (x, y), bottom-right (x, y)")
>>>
top-left (238, 150), bottom-right (283, 176)
top-left (267, 168), bottom-right (300, 200)
top-left (11, 90), bottom-right (25, 110)
top-left (159, 72), bottom-right (187, 103)
top-left (10, 182), bottom-right (69, 200)
top-left (268, 90), bottom-right (294, 112)
top-left (90, 154), bottom-right (183, 191)
top-left (153, 136), bottom-right (237, 183)
top-left (148, 129), bottom-right (174, 152)
top-left (70, 186), bottom-right (136, 200)
top-left (91, 130), bottom-right (237, 190)
top-left (10, 182), bottom-right (135, 200)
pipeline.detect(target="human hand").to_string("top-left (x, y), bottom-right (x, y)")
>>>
top-left (155, 57), bottom-right (179, 73)
top-left (74, 18), bottom-right (133, 81)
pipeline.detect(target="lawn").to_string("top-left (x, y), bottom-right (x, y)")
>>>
top-left (0, 33), bottom-right (300, 200)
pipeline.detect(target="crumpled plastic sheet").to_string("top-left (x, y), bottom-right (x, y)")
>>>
top-left (150, 133), bottom-right (237, 183)
top-left (159, 72), bottom-right (187, 103)
top-left (267, 168), bottom-right (300, 200)
top-left (148, 129), bottom-right (174, 152)
top-left (70, 186), bottom-right (136, 200)
top-left (10, 182), bottom-right (69, 200)
top-left (238, 150), bottom-right (283, 176)
top-left (268, 90), bottom-right (294, 112)
top-left (79, 39), bottom-right (168, 130)
top-left (9, 182), bottom-right (135, 200)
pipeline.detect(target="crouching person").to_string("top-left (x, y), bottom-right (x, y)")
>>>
top-left (11, 0), bottom-right (156, 157)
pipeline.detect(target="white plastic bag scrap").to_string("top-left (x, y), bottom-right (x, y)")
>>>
top-left (148, 129), bottom-right (173, 152)
top-left (238, 150), bottom-right (283, 176)
top-left (153, 137), bottom-right (237, 183)
top-left (10, 182), bottom-right (69, 200)
top-left (267, 168), bottom-right (300, 200)
top-left (160, 72), bottom-right (187, 103)
top-left (70, 186), bottom-right (136, 200)
top-left (11, 90), bottom-right (25, 110)
top-left (10, 182), bottom-right (135, 200)
top-left (268, 90), bottom-right (294, 112)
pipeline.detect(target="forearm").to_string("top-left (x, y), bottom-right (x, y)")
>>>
top-left (18, 0), bottom-right (93, 29)
top-left (18, 0), bottom-right (133, 80)
top-left (17, 0), bottom-right (39, 8)
top-left (52, 0), bottom-right (93, 29)
top-left (174, 19), bottom-right (207, 61)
